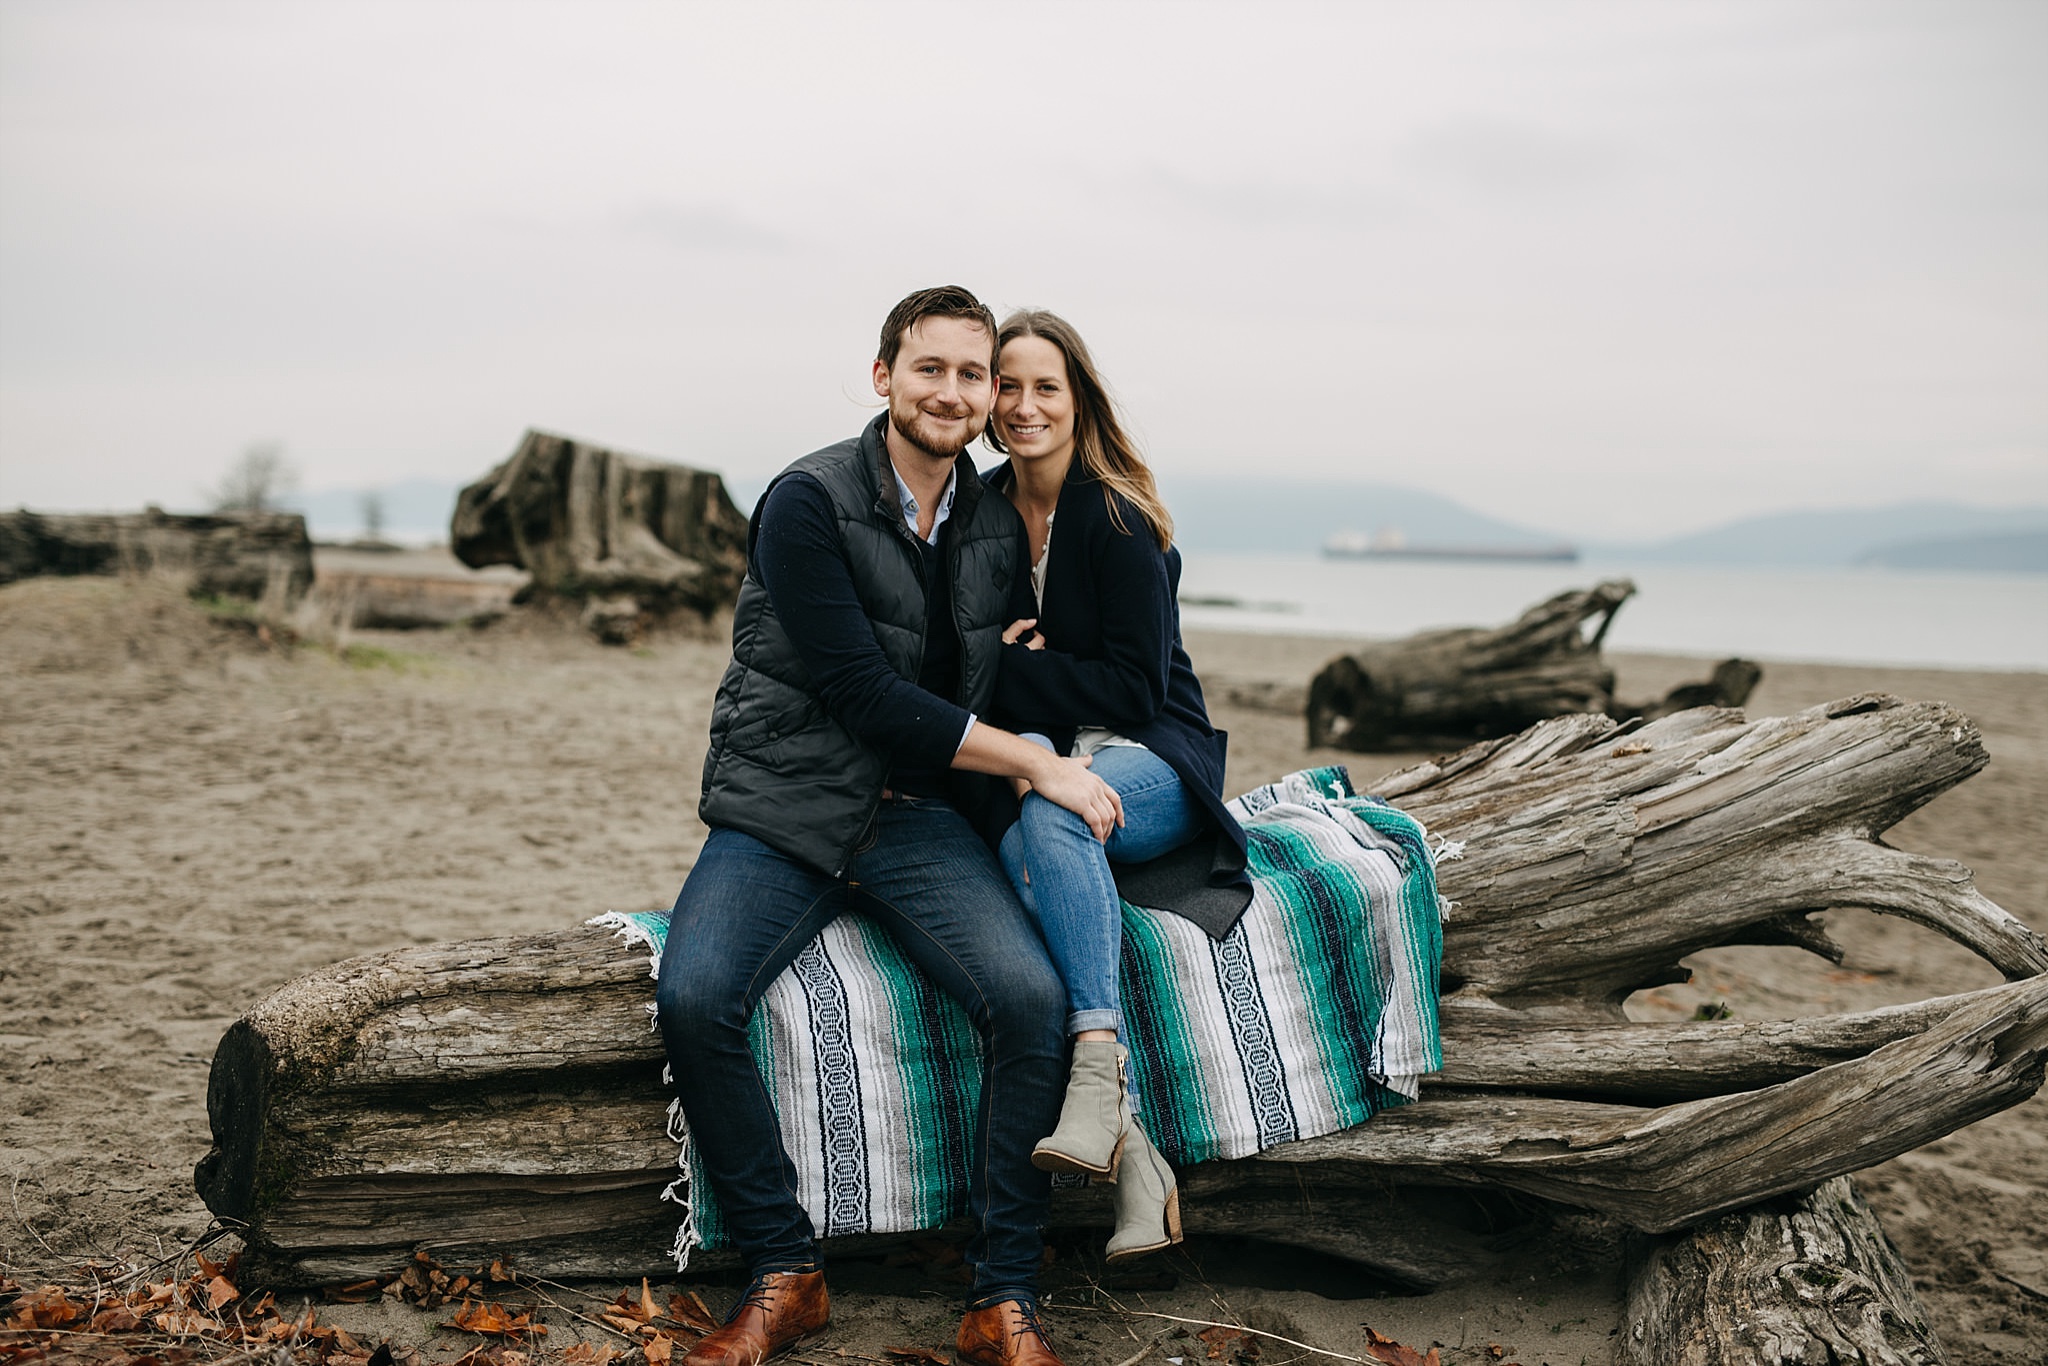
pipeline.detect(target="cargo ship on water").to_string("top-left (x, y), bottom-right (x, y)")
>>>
top-left (1322, 528), bottom-right (1579, 563)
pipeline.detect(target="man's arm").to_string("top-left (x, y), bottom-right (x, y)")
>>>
top-left (953, 721), bottom-right (1123, 842)
top-left (756, 474), bottom-right (1123, 839)
top-left (754, 474), bottom-right (972, 767)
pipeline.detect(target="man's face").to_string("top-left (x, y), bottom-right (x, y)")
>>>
top-left (872, 316), bottom-right (996, 461)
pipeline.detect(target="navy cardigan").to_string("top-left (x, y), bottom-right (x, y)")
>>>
top-left (986, 460), bottom-right (1252, 938)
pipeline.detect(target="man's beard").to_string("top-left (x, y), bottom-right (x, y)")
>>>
top-left (891, 396), bottom-right (976, 460)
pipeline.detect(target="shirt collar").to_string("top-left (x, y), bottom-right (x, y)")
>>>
top-left (892, 460), bottom-right (958, 546)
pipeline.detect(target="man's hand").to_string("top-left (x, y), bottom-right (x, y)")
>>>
top-left (1002, 618), bottom-right (1046, 652)
top-left (953, 724), bottom-right (1123, 842)
top-left (1031, 753), bottom-right (1124, 842)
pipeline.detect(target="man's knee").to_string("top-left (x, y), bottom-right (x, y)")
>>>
top-left (984, 947), bottom-right (1068, 1037)
top-left (655, 951), bottom-right (751, 1039)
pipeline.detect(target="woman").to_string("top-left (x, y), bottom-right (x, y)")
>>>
top-left (984, 309), bottom-right (1251, 1264)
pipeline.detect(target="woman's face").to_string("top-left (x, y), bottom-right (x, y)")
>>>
top-left (993, 335), bottom-right (1078, 467)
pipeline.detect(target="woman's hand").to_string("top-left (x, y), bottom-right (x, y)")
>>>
top-left (1002, 617), bottom-right (1046, 651)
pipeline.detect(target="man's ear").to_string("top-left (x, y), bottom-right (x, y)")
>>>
top-left (872, 357), bottom-right (891, 399)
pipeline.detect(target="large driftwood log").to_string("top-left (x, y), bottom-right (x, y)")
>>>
top-left (1303, 580), bottom-right (1763, 749)
top-left (1620, 1177), bottom-right (1945, 1365)
top-left (451, 430), bottom-right (748, 622)
top-left (1305, 580), bottom-right (1632, 749)
top-left (197, 694), bottom-right (2048, 1287)
top-left (0, 507), bottom-right (313, 600)
top-left (311, 570), bottom-right (518, 630)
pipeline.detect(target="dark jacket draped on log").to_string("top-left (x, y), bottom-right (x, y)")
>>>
top-left (985, 459), bottom-right (1252, 938)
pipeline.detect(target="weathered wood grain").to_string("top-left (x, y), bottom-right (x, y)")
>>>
top-left (197, 692), bottom-right (2048, 1287)
top-left (1619, 1177), bottom-right (1945, 1365)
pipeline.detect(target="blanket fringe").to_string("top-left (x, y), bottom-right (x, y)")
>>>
top-left (590, 911), bottom-right (699, 1268)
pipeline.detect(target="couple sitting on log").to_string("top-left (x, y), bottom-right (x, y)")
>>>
top-left (658, 287), bottom-right (1255, 1366)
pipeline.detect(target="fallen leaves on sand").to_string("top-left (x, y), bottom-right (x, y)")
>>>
top-left (446, 1300), bottom-right (545, 1340)
top-left (1360, 1325), bottom-right (1441, 1366)
top-left (1197, 1323), bottom-right (1260, 1361)
top-left (0, 1250), bottom-right (533, 1366)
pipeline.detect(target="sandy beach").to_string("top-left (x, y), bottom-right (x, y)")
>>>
top-left (3, 570), bottom-right (2044, 1364)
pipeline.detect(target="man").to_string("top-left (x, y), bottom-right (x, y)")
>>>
top-left (656, 286), bottom-right (1121, 1366)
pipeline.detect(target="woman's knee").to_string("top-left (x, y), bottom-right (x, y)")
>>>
top-left (1018, 791), bottom-right (1091, 845)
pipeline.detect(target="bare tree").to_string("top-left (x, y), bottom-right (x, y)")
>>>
top-left (210, 442), bottom-right (297, 513)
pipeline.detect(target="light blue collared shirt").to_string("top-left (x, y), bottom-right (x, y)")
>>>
top-left (892, 461), bottom-right (959, 546)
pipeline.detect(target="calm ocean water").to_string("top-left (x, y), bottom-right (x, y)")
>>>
top-left (1174, 553), bottom-right (2048, 672)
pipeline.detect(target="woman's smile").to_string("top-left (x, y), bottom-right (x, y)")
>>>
top-left (994, 335), bottom-right (1078, 465)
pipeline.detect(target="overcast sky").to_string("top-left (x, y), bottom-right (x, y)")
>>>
top-left (2, 0), bottom-right (2043, 540)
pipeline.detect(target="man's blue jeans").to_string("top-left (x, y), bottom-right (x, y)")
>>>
top-left (655, 798), bottom-right (1067, 1308)
top-left (999, 743), bottom-right (1204, 1038)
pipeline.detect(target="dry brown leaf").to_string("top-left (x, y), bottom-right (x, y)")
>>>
top-left (561, 1343), bottom-right (618, 1366)
top-left (90, 1305), bottom-right (146, 1333)
top-left (1197, 1324), bottom-right (1259, 1362)
top-left (151, 1308), bottom-right (219, 1337)
top-left (666, 1295), bottom-right (718, 1334)
top-left (881, 1348), bottom-right (949, 1364)
top-left (1362, 1326), bottom-right (1440, 1366)
top-left (8, 1288), bottom-right (84, 1330)
top-left (639, 1279), bottom-right (659, 1325)
top-left (447, 1299), bottom-right (546, 1339)
top-left (202, 1276), bottom-right (239, 1312)
top-left (641, 1334), bottom-right (673, 1365)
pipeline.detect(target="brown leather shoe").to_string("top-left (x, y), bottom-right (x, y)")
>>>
top-left (682, 1269), bottom-right (829, 1366)
top-left (954, 1299), bottom-right (1065, 1366)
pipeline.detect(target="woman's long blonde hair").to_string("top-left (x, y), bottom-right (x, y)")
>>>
top-left (986, 309), bottom-right (1174, 551)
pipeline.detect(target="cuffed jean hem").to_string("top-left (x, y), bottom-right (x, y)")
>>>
top-left (965, 1287), bottom-right (1041, 1313)
top-left (1066, 1007), bottom-right (1121, 1036)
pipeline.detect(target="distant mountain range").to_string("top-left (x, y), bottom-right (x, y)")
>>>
top-left (1585, 502), bottom-right (2048, 569)
top-left (284, 473), bottom-right (2048, 574)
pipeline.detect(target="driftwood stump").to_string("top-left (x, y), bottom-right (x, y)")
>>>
top-left (451, 430), bottom-right (748, 628)
top-left (1304, 580), bottom-right (1762, 750)
top-left (195, 692), bottom-right (2047, 1305)
top-left (0, 507), bottom-right (313, 600)
top-left (1621, 1177), bottom-right (1945, 1365)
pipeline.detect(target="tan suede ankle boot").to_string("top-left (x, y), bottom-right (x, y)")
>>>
top-left (1030, 1040), bottom-right (1130, 1177)
top-left (1105, 1119), bottom-right (1182, 1264)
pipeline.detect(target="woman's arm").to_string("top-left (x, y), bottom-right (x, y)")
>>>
top-left (995, 503), bottom-right (1174, 731)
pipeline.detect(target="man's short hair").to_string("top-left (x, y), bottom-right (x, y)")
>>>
top-left (877, 286), bottom-right (998, 370)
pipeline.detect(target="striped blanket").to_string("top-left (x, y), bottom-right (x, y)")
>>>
top-left (594, 765), bottom-right (1447, 1266)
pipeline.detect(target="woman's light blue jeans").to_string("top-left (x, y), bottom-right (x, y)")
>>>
top-left (999, 741), bottom-right (1204, 1038)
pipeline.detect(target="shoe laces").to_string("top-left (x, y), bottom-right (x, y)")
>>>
top-left (1005, 1299), bottom-right (1053, 1347)
top-left (728, 1267), bottom-right (815, 1324)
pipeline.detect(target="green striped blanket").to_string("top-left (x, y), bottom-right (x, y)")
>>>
top-left (594, 765), bottom-right (1446, 1266)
